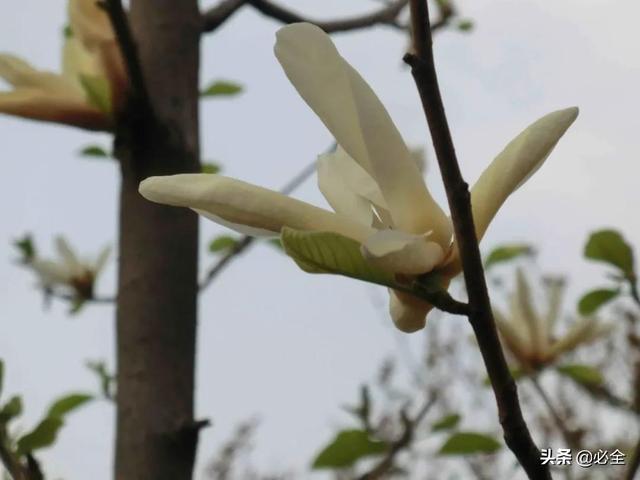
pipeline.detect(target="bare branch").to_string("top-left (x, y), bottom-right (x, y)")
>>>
top-left (201, 0), bottom-right (246, 32)
top-left (403, 1), bottom-right (548, 478)
top-left (358, 394), bottom-right (437, 480)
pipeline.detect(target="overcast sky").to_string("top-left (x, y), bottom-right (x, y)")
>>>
top-left (1, 0), bottom-right (639, 478)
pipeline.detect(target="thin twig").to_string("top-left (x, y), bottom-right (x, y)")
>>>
top-left (201, 0), bottom-right (246, 32)
top-left (99, 0), bottom-right (153, 114)
top-left (358, 394), bottom-right (437, 480)
top-left (529, 377), bottom-right (579, 450)
top-left (202, 0), bottom-right (413, 34)
top-left (404, 1), bottom-right (548, 478)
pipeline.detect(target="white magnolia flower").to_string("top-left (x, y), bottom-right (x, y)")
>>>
top-left (30, 236), bottom-right (111, 299)
top-left (0, 0), bottom-right (127, 130)
top-left (494, 269), bottom-right (611, 370)
top-left (139, 23), bottom-right (578, 333)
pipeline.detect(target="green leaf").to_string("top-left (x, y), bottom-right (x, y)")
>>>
top-left (86, 361), bottom-right (115, 400)
top-left (577, 289), bottom-right (619, 315)
top-left (281, 228), bottom-right (398, 288)
top-left (17, 417), bottom-right (64, 454)
top-left (439, 432), bottom-right (501, 455)
top-left (0, 396), bottom-right (22, 424)
top-left (13, 234), bottom-right (36, 262)
top-left (457, 19), bottom-right (474, 32)
top-left (202, 163), bottom-right (221, 174)
top-left (209, 235), bottom-right (239, 254)
top-left (79, 74), bottom-right (112, 114)
top-left (79, 145), bottom-right (109, 158)
top-left (585, 230), bottom-right (635, 278)
top-left (432, 413), bottom-right (461, 432)
top-left (46, 394), bottom-right (92, 419)
top-left (63, 25), bottom-right (73, 38)
top-left (485, 244), bottom-right (534, 269)
top-left (312, 429), bottom-right (387, 469)
top-left (201, 80), bottom-right (243, 98)
top-left (557, 364), bottom-right (603, 387)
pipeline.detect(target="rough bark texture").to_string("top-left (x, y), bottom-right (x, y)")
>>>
top-left (114, 1), bottom-right (201, 479)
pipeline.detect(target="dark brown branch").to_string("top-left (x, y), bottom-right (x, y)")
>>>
top-left (0, 439), bottom-right (27, 480)
top-left (247, 0), bottom-right (409, 33)
top-left (404, 1), bottom-right (548, 478)
top-left (99, 0), bottom-right (153, 115)
top-left (201, 0), bottom-right (246, 32)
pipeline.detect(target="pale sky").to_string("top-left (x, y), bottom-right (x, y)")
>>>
top-left (1, 0), bottom-right (639, 478)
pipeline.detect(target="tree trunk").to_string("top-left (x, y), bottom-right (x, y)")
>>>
top-left (114, 1), bottom-right (201, 479)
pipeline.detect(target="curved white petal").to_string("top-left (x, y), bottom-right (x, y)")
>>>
top-left (389, 290), bottom-right (431, 333)
top-left (31, 259), bottom-right (72, 287)
top-left (317, 146), bottom-right (388, 226)
top-left (0, 54), bottom-right (81, 96)
top-left (514, 268), bottom-right (546, 355)
top-left (470, 107), bottom-right (579, 241)
top-left (494, 306), bottom-right (532, 364)
top-left (139, 174), bottom-right (373, 242)
top-left (63, 36), bottom-right (101, 82)
top-left (55, 236), bottom-right (83, 276)
top-left (361, 230), bottom-right (444, 275)
top-left (549, 318), bottom-right (612, 358)
top-left (274, 23), bottom-right (451, 245)
top-left (93, 245), bottom-right (112, 275)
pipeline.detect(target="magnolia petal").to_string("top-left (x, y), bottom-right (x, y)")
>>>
top-left (494, 306), bottom-right (532, 365)
top-left (544, 277), bottom-right (565, 334)
top-left (0, 55), bottom-right (80, 97)
top-left (513, 269), bottom-right (546, 355)
top-left (0, 89), bottom-right (109, 130)
top-left (274, 23), bottom-right (451, 244)
top-left (470, 107), bottom-right (579, 241)
top-left (549, 318), bottom-right (612, 358)
top-left (30, 259), bottom-right (72, 287)
top-left (389, 290), bottom-right (431, 333)
top-left (63, 35), bottom-right (101, 82)
top-left (68, 0), bottom-right (127, 109)
top-left (317, 146), bottom-right (388, 226)
top-left (361, 230), bottom-right (444, 275)
top-left (93, 245), bottom-right (112, 276)
top-left (139, 174), bottom-right (373, 242)
top-left (55, 236), bottom-right (83, 277)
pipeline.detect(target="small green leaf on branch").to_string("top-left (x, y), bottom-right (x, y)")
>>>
top-left (312, 429), bottom-right (387, 469)
top-left (439, 432), bottom-right (501, 455)
top-left (577, 289), bottom-right (619, 315)
top-left (201, 80), bottom-right (243, 98)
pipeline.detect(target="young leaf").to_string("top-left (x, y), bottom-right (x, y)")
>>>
top-left (0, 396), bottom-right (23, 424)
top-left (485, 244), bottom-right (534, 269)
top-left (79, 145), bottom-right (109, 158)
top-left (431, 413), bottom-right (461, 432)
top-left (439, 432), bottom-right (501, 455)
top-left (201, 80), bottom-right (243, 98)
top-left (584, 230), bottom-right (635, 278)
top-left (312, 429), bottom-right (387, 469)
top-left (557, 364), bottom-right (603, 387)
top-left (457, 19), bottom-right (474, 32)
top-left (577, 289), bottom-right (619, 315)
top-left (17, 417), bottom-right (64, 454)
top-left (202, 163), bottom-right (221, 174)
top-left (13, 234), bottom-right (36, 263)
top-left (281, 228), bottom-right (398, 289)
top-left (79, 75), bottom-right (112, 114)
top-left (46, 393), bottom-right (92, 419)
top-left (209, 235), bottom-right (239, 254)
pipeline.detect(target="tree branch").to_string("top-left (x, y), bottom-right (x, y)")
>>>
top-left (0, 440), bottom-right (27, 480)
top-left (625, 436), bottom-right (640, 480)
top-left (99, 0), bottom-right (152, 114)
top-left (201, 0), bottom-right (246, 32)
top-left (403, 1), bottom-right (548, 478)
top-left (202, 0), bottom-right (414, 34)
top-left (358, 394), bottom-right (437, 480)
